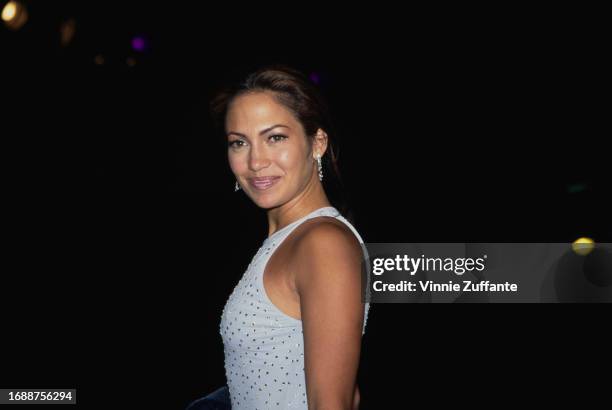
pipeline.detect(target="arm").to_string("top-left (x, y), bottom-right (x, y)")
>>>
top-left (294, 222), bottom-right (365, 410)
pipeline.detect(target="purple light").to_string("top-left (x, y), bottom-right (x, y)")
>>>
top-left (131, 36), bottom-right (147, 52)
top-left (309, 72), bottom-right (320, 85)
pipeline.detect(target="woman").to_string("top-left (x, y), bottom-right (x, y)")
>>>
top-left (188, 66), bottom-right (370, 410)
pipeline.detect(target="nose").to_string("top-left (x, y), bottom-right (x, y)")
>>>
top-left (248, 146), bottom-right (271, 173)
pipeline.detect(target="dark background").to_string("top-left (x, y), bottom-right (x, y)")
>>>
top-left (2, 1), bottom-right (610, 409)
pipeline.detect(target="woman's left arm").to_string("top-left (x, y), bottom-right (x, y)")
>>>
top-left (294, 222), bottom-right (365, 410)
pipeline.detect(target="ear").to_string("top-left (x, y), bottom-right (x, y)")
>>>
top-left (312, 128), bottom-right (328, 159)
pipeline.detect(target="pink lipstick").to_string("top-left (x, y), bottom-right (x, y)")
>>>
top-left (248, 176), bottom-right (281, 191)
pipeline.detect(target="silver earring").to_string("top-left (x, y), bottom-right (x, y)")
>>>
top-left (235, 180), bottom-right (240, 192)
top-left (316, 155), bottom-right (323, 181)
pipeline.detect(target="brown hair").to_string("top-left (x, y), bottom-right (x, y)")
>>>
top-left (210, 65), bottom-right (353, 222)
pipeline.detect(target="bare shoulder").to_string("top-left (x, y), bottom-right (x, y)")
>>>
top-left (291, 217), bottom-right (363, 281)
top-left (298, 217), bottom-right (360, 253)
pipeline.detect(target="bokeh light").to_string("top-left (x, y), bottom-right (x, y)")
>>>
top-left (131, 35), bottom-right (149, 53)
top-left (572, 237), bottom-right (595, 256)
top-left (2, 1), bottom-right (28, 30)
top-left (309, 72), bottom-right (320, 84)
top-left (1, 1), bottom-right (16, 21)
top-left (59, 18), bottom-right (76, 47)
top-left (94, 54), bottom-right (105, 65)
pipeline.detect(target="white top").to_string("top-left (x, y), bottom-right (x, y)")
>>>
top-left (219, 206), bottom-right (371, 409)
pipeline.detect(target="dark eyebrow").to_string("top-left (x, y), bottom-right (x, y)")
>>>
top-left (259, 124), bottom-right (290, 135)
top-left (226, 124), bottom-right (290, 139)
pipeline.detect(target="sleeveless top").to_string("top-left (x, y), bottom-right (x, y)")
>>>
top-left (219, 206), bottom-right (371, 409)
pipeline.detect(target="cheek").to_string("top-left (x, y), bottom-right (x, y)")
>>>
top-left (277, 150), bottom-right (291, 167)
top-left (276, 146), bottom-right (305, 172)
top-left (228, 153), bottom-right (248, 174)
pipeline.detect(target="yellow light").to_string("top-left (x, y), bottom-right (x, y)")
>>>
top-left (2, 1), bottom-right (28, 30)
top-left (572, 237), bottom-right (595, 256)
top-left (2, 2), bottom-right (17, 22)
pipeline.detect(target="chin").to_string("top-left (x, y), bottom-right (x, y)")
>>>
top-left (249, 193), bottom-right (283, 210)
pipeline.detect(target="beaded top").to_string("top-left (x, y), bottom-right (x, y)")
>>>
top-left (219, 206), bottom-right (370, 409)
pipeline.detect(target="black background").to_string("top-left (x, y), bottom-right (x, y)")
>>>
top-left (2, 2), bottom-right (610, 409)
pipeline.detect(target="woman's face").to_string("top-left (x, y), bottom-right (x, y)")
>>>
top-left (225, 91), bottom-right (319, 209)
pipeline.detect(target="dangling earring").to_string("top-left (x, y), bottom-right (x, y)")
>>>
top-left (235, 180), bottom-right (241, 192)
top-left (316, 154), bottom-right (323, 181)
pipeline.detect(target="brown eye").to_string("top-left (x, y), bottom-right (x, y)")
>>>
top-left (228, 140), bottom-right (246, 148)
top-left (269, 134), bottom-right (287, 143)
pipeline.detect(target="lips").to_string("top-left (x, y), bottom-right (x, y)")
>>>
top-left (248, 176), bottom-right (281, 190)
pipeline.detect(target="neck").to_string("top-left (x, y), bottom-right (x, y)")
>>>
top-left (266, 173), bottom-right (331, 237)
